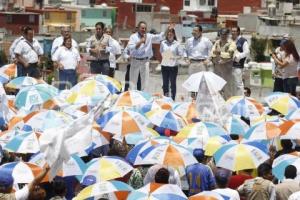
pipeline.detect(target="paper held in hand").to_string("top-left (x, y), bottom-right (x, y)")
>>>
top-left (161, 50), bottom-right (176, 66)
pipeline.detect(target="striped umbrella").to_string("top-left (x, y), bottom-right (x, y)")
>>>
top-left (7, 76), bottom-right (38, 89)
top-left (226, 96), bottom-right (264, 119)
top-left (81, 156), bottom-right (133, 183)
top-left (74, 180), bottom-right (133, 200)
top-left (124, 127), bottom-right (160, 145)
top-left (225, 115), bottom-right (249, 136)
top-left (87, 74), bottom-right (122, 94)
top-left (272, 154), bottom-right (300, 181)
top-left (176, 122), bottom-right (228, 139)
top-left (173, 101), bottom-right (200, 123)
top-left (0, 129), bottom-right (21, 147)
top-left (146, 109), bottom-right (187, 132)
top-left (251, 114), bottom-right (282, 126)
top-left (114, 90), bottom-right (152, 108)
top-left (285, 108), bottom-right (300, 120)
top-left (204, 135), bottom-right (232, 156)
top-left (0, 161), bottom-right (48, 184)
top-left (214, 140), bottom-right (269, 171)
top-left (139, 99), bottom-right (173, 114)
top-left (127, 183), bottom-right (187, 200)
top-left (138, 143), bottom-right (197, 167)
top-left (265, 92), bottom-right (300, 115)
top-left (280, 120), bottom-right (300, 139)
top-left (0, 63), bottom-right (17, 83)
top-left (189, 191), bottom-right (230, 200)
top-left (244, 121), bottom-right (281, 140)
top-left (4, 130), bottom-right (40, 154)
top-left (97, 110), bottom-right (150, 137)
top-left (174, 135), bottom-right (209, 150)
top-left (15, 84), bottom-right (58, 109)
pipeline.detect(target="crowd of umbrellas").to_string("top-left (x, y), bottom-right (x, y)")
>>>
top-left (1, 63), bottom-right (300, 199)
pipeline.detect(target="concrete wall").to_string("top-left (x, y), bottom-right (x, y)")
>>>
top-left (238, 14), bottom-right (260, 32)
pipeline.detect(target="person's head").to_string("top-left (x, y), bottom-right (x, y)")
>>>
top-left (281, 139), bottom-right (293, 150)
top-left (281, 39), bottom-right (300, 62)
top-left (244, 87), bottom-right (251, 97)
top-left (154, 168), bottom-right (169, 184)
top-left (61, 26), bottom-right (71, 39)
top-left (257, 163), bottom-right (273, 180)
top-left (231, 26), bottom-right (240, 40)
top-left (219, 28), bottom-right (229, 41)
top-left (21, 26), bottom-right (29, 36)
top-left (28, 185), bottom-right (46, 200)
top-left (215, 168), bottom-right (231, 188)
top-left (137, 21), bottom-right (147, 35)
top-left (95, 22), bottom-right (105, 37)
top-left (24, 26), bottom-right (34, 42)
top-left (105, 27), bottom-right (113, 36)
top-left (165, 28), bottom-right (177, 42)
top-left (0, 170), bottom-right (14, 193)
top-left (52, 177), bottom-right (67, 197)
top-left (63, 37), bottom-right (72, 49)
top-left (192, 24), bottom-right (202, 39)
top-left (193, 148), bottom-right (205, 163)
top-left (284, 165), bottom-right (297, 179)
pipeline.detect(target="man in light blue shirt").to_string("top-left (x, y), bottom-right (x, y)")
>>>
top-left (127, 21), bottom-right (169, 91)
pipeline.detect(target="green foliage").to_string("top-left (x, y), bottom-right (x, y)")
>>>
top-left (250, 36), bottom-right (268, 62)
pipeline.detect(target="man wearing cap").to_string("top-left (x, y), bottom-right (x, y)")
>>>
top-left (231, 26), bottom-right (250, 96)
top-left (185, 148), bottom-right (216, 196)
top-left (210, 28), bottom-right (236, 99)
top-left (0, 165), bottom-right (49, 200)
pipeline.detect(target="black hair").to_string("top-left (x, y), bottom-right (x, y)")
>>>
top-left (155, 168), bottom-right (169, 184)
top-left (232, 26), bottom-right (241, 34)
top-left (62, 37), bottom-right (72, 46)
top-left (281, 139), bottom-right (293, 150)
top-left (52, 177), bottom-right (67, 196)
top-left (285, 165), bottom-right (297, 179)
top-left (23, 26), bottom-right (33, 35)
top-left (244, 87), bottom-right (251, 96)
top-left (257, 163), bottom-right (272, 177)
top-left (194, 24), bottom-right (203, 32)
top-left (95, 22), bottom-right (105, 29)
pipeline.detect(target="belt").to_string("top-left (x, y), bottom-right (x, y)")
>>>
top-left (190, 59), bottom-right (205, 62)
top-left (133, 57), bottom-right (149, 61)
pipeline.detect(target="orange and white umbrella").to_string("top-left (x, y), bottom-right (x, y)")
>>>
top-left (280, 120), bottom-right (300, 139)
top-left (173, 102), bottom-right (200, 123)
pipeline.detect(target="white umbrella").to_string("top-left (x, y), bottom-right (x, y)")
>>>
top-left (182, 71), bottom-right (226, 92)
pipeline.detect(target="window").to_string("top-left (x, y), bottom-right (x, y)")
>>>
top-left (45, 12), bottom-right (50, 20)
top-left (66, 12), bottom-right (72, 20)
top-left (136, 5), bottom-right (152, 12)
top-left (29, 15), bottom-right (35, 23)
top-left (208, 0), bottom-right (215, 6)
top-left (6, 15), bottom-right (12, 23)
top-left (82, 10), bottom-right (86, 17)
top-left (184, 0), bottom-right (190, 6)
top-left (199, 0), bottom-right (206, 6)
top-left (102, 10), bottom-right (107, 17)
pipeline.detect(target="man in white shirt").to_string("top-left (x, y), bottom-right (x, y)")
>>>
top-left (127, 21), bottom-right (171, 91)
top-left (51, 26), bottom-right (78, 58)
top-left (105, 27), bottom-right (121, 78)
top-left (231, 26), bottom-right (250, 96)
top-left (184, 24), bottom-right (213, 75)
top-left (14, 26), bottom-right (44, 78)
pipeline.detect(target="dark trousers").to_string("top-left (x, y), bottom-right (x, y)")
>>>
top-left (283, 77), bottom-right (298, 96)
top-left (161, 66), bottom-right (178, 100)
top-left (273, 78), bottom-right (284, 92)
top-left (21, 63), bottom-right (40, 78)
top-left (124, 64), bottom-right (141, 91)
top-left (59, 69), bottom-right (77, 90)
top-left (17, 63), bottom-right (24, 77)
top-left (90, 60), bottom-right (110, 75)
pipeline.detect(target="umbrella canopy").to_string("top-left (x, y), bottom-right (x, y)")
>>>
top-left (214, 140), bottom-right (269, 171)
top-left (127, 183), bottom-right (188, 200)
top-left (174, 135), bottom-right (209, 150)
top-left (173, 102), bottom-right (200, 123)
top-left (225, 115), bottom-right (249, 136)
top-left (138, 143), bottom-right (197, 167)
top-left (182, 71), bottom-right (226, 92)
top-left (204, 135), bottom-right (232, 156)
top-left (15, 84), bottom-right (58, 109)
top-left (0, 63), bottom-right (17, 84)
top-left (74, 180), bottom-right (133, 200)
top-left (0, 129), bottom-right (20, 147)
top-left (280, 120), bottom-right (300, 139)
top-left (226, 96), bottom-right (264, 119)
top-left (244, 121), bottom-right (281, 140)
top-left (139, 99), bottom-right (173, 114)
top-left (251, 114), bottom-right (282, 126)
top-left (0, 161), bottom-right (47, 184)
top-left (114, 90), bottom-right (152, 108)
top-left (146, 109), bottom-right (187, 132)
top-left (7, 76), bottom-right (38, 89)
top-left (272, 154), bottom-right (300, 181)
top-left (66, 79), bottom-right (110, 105)
top-left (97, 110), bottom-right (151, 137)
top-left (285, 108), bottom-right (300, 120)
top-left (81, 156), bottom-right (133, 183)
top-left (189, 191), bottom-right (229, 200)
top-left (176, 122), bottom-right (228, 139)
top-left (265, 92), bottom-right (300, 115)
top-left (87, 74), bottom-right (122, 94)
top-left (4, 130), bottom-right (40, 154)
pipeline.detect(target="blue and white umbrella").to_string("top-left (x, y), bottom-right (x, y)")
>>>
top-left (225, 115), bottom-right (249, 136)
top-left (7, 76), bottom-right (38, 89)
top-left (272, 154), bottom-right (300, 181)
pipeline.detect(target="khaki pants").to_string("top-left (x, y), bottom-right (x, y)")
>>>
top-left (214, 62), bottom-right (233, 100)
top-left (232, 67), bottom-right (244, 96)
top-left (188, 61), bottom-right (209, 76)
top-left (129, 59), bottom-right (149, 91)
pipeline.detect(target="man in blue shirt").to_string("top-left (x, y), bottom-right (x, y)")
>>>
top-left (186, 148), bottom-right (216, 196)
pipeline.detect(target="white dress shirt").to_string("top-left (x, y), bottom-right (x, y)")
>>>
top-left (160, 39), bottom-right (184, 67)
top-left (109, 38), bottom-right (122, 69)
top-left (52, 46), bottom-right (80, 70)
top-left (9, 36), bottom-right (24, 59)
top-left (51, 36), bottom-right (78, 57)
top-left (127, 32), bottom-right (164, 59)
top-left (233, 36), bottom-right (250, 62)
top-left (14, 38), bottom-right (43, 64)
top-left (184, 36), bottom-right (213, 59)
top-left (289, 191), bottom-right (300, 200)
